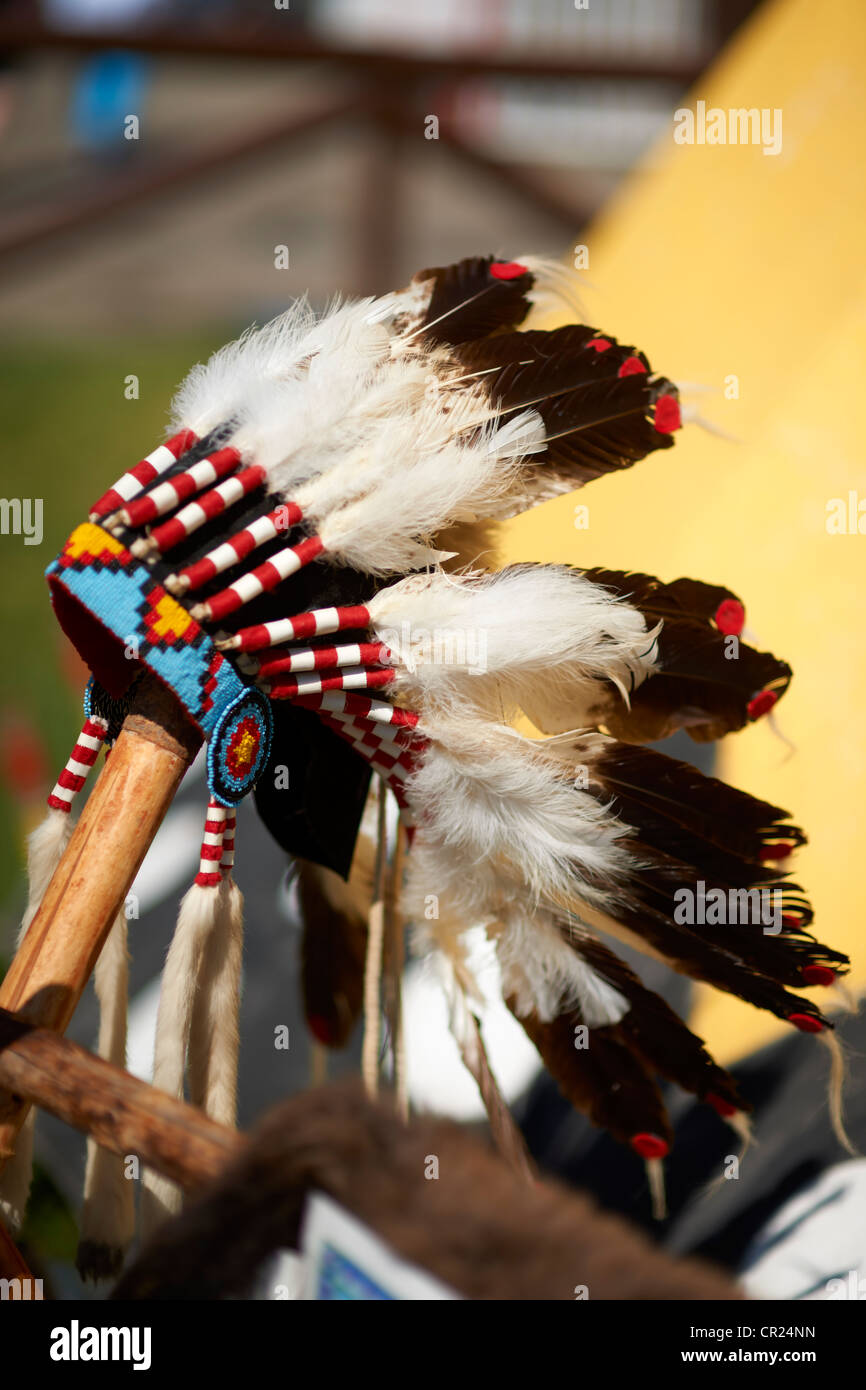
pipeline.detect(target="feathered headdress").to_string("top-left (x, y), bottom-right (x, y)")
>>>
top-left (2, 255), bottom-right (848, 1270)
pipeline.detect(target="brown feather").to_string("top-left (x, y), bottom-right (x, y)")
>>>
top-left (567, 932), bottom-right (747, 1112)
top-left (580, 886), bottom-right (833, 1027)
top-left (453, 326), bottom-right (679, 488)
top-left (297, 832), bottom-right (375, 1048)
top-left (580, 570), bottom-right (791, 743)
top-left (395, 255), bottom-right (534, 345)
top-left (508, 997), bottom-right (673, 1149)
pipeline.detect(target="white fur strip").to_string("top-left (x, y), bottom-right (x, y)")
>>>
top-left (0, 1111), bottom-right (35, 1235)
top-left (139, 879), bottom-right (222, 1237)
top-left (0, 807), bottom-right (74, 1230)
top-left (187, 877), bottom-right (244, 1128)
top-left (79, 913), bottom-right (135, 1267)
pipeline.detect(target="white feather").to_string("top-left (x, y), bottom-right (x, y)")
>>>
top-left (401, 721), bottom-right (633, 1023)
top-left (495, 907), bottom-right (629, 1025)
top-left (170, 297), bottom-right (317, 436)
top-left (170, 297), bottom-right (390, 445)
top-left (368, 565), bottom-right (659, 724)
top-left (403, 716), bottom-right (633, 927)
top-left (316, 416), bottom-right (524, 575)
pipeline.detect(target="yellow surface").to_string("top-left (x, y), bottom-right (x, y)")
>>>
top-left (499, 0), bottom-right (866, 1062)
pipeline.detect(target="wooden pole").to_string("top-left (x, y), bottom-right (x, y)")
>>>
top-left (382, 812), bottom-right (407, 1118)
top-left (0, 673), bottom-right (202, 1175)
top-left (0, 1009), bottom-right (243, 1190)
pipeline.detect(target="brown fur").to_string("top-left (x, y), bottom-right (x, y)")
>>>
top-left (112, 1079), bottom-right (740, 1301)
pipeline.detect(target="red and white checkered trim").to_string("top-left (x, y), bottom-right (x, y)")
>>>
top-left (47, 715), bottom-right (109, 812)
top-left (190, 534), bottom-right (325, 623)
top-left (89, 430), bottom-right (197, 521)
top-left (217, 605), bottom-right (372, 653)
top-left (118, 447), bottom-right (241, 528)
top-left (168, 502), bottom-right (304, 594)
top-left (321, 715), bottom-right (417, 775)
top-left (325, 709), bottom-right (417, 751)
top-left (293, 690), bottom-right (421, 729)
top-left (195, 799), bottom-right (228, 887)
top-left (318, 710), bottom-right (426, 827)
top-left (132, 464), bottom-right (267, 559)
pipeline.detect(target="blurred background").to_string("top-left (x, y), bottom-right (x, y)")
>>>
top-left (1, 0), bottom-right (864, 1299)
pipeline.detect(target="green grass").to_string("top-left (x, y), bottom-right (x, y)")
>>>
top-left (0, 331), bottom-right (233, 918)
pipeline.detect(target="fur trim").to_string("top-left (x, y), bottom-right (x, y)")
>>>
top-left (77, 912), bottom-right (135, 1281)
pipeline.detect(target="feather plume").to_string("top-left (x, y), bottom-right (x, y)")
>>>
top-left (567, 931), bottom-right (746, 1113)
top-left (403, 716), bottom-right (634, 927)
top-left (66, 252), bottom-right (848, 1178)
top-left (579, 570), bottom-right (791, 742)
top-left (495, 905), bottom-right (629, 1026)
top-left (449, 323), bottom-right (679, 503)
top-left (400, 714), bottom-right (841, 1034)
top-left (386, 254), bottom-right (536, 344)
top-left (510, 997), bottom-right (673, 1150)
top-left (367, 564), bottom-right (658, 723)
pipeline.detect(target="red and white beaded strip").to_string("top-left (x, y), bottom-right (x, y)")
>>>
top-left (167, 503), bottom-right (304, 595)
top-left (47, 715), bottom-right (109, 812)
top-left (253, 641), bottom-right (389, 678)
top-left (195, 799), bottom-right (228, 888)
top-left (111, 447), bottom-right (242, 529)
top-left (217, 604), bottom-right (372, 654)
top-left (220, 811), bottom-right (236, 876)
top-left (89, 429), bottom-right (197, 522)
top-left (131, 464), bottom-right (267, 559)
top-left (189, 535), bottom-right (325, 623)
top-left (261, 665), bottom-right (396, 699)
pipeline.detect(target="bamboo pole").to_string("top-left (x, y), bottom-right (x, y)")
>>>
top-left (0, 673), bottom-right (202, 1175)
top-left (0, 1009), bottom-right (243, 1189)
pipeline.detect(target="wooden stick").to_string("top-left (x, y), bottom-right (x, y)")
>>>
top-left (361, 785), bottom-right (388, 1097)
top-left (0, 673), bottom-right (202, 1175)
top-left (0, 1009), bottom-right (243, 1190)
top-left (450, 994), bottom-right (535, 1185)
top-left (382, 813), bottom-right (407, 1119)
